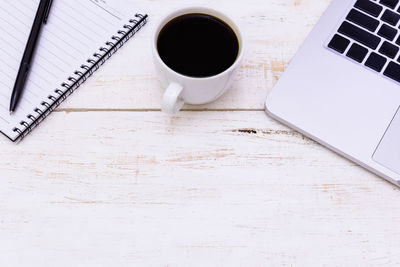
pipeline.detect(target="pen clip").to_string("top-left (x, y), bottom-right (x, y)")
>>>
top-left (43, 0), bottom-right (53, 24)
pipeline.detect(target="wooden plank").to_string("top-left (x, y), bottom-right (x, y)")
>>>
top-left (56, 0), bottom-right (331, 110)
top-left (0, 111), bottom-right (399, 266)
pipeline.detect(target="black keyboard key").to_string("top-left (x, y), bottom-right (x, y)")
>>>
top-left (346, 43), bottom-right (369, 62)
top-left (381, 9), bottom-right (400, 26)
top-left (338, 21), bottom-right (381, 49)
top-left (365, 52), bottom-right (387, 71)
top-left (380, 0), bottom-right (399, 9)
top-left (346, 9), bottom-right (380, 31)
top-left (377, 24), bottom-right (398, 41)
top-left (379, 41), bottom-right (399, 58)
top-left (384, 61), bottom-right (400, 82)
top-left (355, 0), bottom-right (383, 17)
top-left (328, 34), bottom-right (350, 53)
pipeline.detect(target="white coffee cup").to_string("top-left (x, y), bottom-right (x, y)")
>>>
top-left (152, 7), bottom-right (245, 115)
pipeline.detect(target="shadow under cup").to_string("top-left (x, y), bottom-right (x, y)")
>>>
top-left (156, 12), bottom-right (240, 78)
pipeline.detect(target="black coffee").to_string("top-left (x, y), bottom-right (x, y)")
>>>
top-left (157, 13), bottom-right (239, 78)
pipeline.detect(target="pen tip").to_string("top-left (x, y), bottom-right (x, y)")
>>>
top-left (9, 111), bottom-right (13, 115)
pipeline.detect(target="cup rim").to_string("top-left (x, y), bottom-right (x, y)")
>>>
top-left (152, 6), bottom-right (245, 81)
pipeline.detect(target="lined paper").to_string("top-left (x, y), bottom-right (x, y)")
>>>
top-left (0, 0), bottom-right (138, 140)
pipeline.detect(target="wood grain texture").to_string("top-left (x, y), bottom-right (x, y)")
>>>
top-left (57, 0), bottom-right (331, 110)
top-left (1, 112), bottom-right (400, 266)
top-left (1, 0), bottom-right (400, 266)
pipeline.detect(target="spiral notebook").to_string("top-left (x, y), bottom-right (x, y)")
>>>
top-left (0, 0), bottom-right (147, 142)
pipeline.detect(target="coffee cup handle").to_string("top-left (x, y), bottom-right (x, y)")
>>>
top-left (162, 82), bottom-right (184, 115)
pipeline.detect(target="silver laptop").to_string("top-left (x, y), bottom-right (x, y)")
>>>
top-left (266, 0), bottom-right (400, 186)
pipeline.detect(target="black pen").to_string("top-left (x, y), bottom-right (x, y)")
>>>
top-left (9, 0), bottom-right (53, 114)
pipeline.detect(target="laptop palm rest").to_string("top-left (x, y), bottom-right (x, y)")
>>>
top-left (373, 107), bottom-right (400, 175)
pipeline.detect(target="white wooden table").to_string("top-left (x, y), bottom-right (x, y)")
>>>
top-left (1, 0), bottom-right (400, 266)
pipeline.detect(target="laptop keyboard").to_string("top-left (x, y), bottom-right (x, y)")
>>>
top-left (327, 0), bottom-right (400, 83)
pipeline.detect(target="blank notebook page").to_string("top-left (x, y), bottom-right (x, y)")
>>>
top-left (0, 0), bottom-right (139, 140)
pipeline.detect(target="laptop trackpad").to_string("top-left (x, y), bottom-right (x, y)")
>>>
top-left (373, 108), bottom-right (400, 175)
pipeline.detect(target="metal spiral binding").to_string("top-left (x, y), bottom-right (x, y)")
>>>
top-left (12, 13), bottom-right (148, 142)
